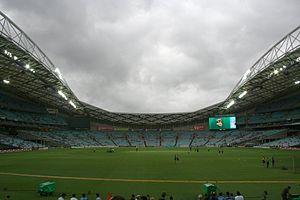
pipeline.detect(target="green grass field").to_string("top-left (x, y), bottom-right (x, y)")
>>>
top-left (0, 147), bottom-right (300, 200)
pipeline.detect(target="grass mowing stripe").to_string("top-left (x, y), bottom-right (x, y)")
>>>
top-left (1, 172), bottom-right (300, 184)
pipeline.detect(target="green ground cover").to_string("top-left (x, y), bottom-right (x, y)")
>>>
top-left (0, 147), bottom-right (299, 200)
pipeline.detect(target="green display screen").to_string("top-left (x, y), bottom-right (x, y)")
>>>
top-left (209, 116), bottom-right (236, 130)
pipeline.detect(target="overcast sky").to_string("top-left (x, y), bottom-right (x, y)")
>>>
top-left (1, 0), bottom-right (299, 113)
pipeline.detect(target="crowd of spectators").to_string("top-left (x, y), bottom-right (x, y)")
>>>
top-left (55, 191), bottom-right (246, 200)
top-left (196, 191), bottom-right (245, 200)
top-left (6, 186), bottom-right (299, 200)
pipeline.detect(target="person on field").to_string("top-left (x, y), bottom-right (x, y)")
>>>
top-left (281, 186), bottom-right (291, 200)
top-left (58, 193), bottom-right (66, 200)
top-left (271, 156), bottom-right (275, 167)
top-left (96, 193), bottom-right (101, 200)
top-left (71, 194), bottom-right (78, 200)
top-left (266, 159), bottom-right (270, 168)
top-left (262, 156), bottom-right (265, 166)
top-left (234, 191), bottom-right (244, 200)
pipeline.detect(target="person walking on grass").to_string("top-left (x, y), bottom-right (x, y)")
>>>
top-left (262, 156), bottom-right (265, 166)
top-left (272, 156), bottom-right (275, 167)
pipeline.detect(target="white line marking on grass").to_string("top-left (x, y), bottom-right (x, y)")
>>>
top-left (1, 172), bottom-right (300, 184)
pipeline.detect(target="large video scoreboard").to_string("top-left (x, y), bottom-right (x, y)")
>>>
top-left (209, 116), bottom-right (236, 130)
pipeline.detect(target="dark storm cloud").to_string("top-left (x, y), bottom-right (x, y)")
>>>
top-left (1, 0), bottom-right (299, 113)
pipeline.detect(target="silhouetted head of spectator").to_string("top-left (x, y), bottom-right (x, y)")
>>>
top-left (141, 196), bottom-right (148, 200)
top-left (111, 195), bottom-right (125, 200)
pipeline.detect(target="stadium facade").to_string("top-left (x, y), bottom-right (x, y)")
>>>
top-left (0, 11), bottom-right (300, 148)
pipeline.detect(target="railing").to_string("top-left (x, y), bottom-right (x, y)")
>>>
top-left (231, 26), bottom-right (300, 95)
top-left (0, 11), bottom-right (68, 86)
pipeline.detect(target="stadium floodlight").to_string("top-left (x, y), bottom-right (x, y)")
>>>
top-left (13, 56), bottom-right (18, 60)
top-left (69, 100), bottom-right (77, 109)
top-left (54, 68), bottom-right (63, 80)
top-left (58, 90), bottom-right (68, 100)
top-left (4, 49), bottom-right (12, 57)
top-left (226, 100), bottom-right (235, 109)
top-left (25, 64), bottom-right (30, 69)
top-left (238, 91), bottom-right (247, 99)
top-left (280, 68), bottom-right (283, 71)
top-left (268, 72), bottom-right (273, 79)
top-left (295, 81), bottom-right (300, 85)
top-left (274, 69), bottom-right (279, 75)
top-left (3, 79), bottom-right (10, 84)
top-left (283, 65), bottom-right (287, 69)
top-left (296, 57), bottom-right (300, 62)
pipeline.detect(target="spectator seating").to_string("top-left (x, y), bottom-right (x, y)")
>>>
top-left (0, 108), bottom-right (67, 126)
top-left (259, 136), bottom-right (300, 148)
top-left (0, 91), bottom-right (45, 113)
top-left (5, 129), bottom-right (297, 149)
top-left (0, 133), bottom-right (44, 149)
top-left (176, 132), bottom-right (194, 147)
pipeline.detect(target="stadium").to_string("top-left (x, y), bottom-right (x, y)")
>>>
top-left (0, 8), bottom-right (300, 200)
